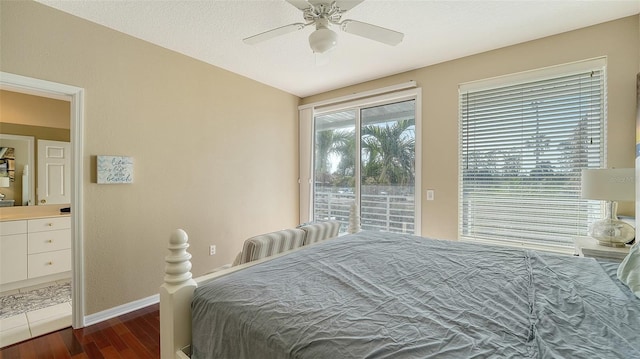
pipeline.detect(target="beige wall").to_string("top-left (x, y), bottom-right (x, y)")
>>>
top-left (1, 1), bottom-right (300, 314)
top-left (1, 90), bottom-right (70, 129)
top-left (303, 15), bottom-right (640, 240)
top-left (0, 123), bottom-right (70, 143)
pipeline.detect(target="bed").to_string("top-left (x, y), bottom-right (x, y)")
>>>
top-left (159, 228), bottom-right (640, 359)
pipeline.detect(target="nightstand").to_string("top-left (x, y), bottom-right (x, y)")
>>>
top-left (574, 236), bottom-right (631, 261)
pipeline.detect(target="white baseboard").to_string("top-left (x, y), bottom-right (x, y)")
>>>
top-left (83, 293), bottom-right (159, 327)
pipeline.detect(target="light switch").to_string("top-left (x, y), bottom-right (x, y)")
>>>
top-left (427, 190), bottom-right (434, 201)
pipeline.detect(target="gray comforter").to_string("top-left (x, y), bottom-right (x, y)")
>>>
top-left (191, 231), bottom-right (640, 358)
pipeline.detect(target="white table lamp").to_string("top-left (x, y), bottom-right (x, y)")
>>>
top-left (0, 176), bottom-right (9, 199)
top-left (581, 168), bottom-right (635, 247)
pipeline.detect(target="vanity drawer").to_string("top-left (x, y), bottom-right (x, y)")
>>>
top-left (28, 217), bottom-right (71, 233)
top-left (28, 229), bottom-right (71, 254)
top-left (0, 220), bottom-right (27, 236)
top-left (28, 249), bottom-right (71, 278)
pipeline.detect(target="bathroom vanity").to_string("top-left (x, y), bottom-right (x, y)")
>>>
top-left (0, 206), bottom-right (71, 291)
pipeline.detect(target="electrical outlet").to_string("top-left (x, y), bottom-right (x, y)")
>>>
top-left (427, 190), bottom-right (435, 201)
top-left (209, 245), bottom-right (216, 256)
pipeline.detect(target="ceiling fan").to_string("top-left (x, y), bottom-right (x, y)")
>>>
top-left (243, 0), bottom-right (404, 54)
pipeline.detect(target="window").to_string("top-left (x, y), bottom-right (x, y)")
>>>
top-left (459, 59), bottom-right (606, 249)
top-left (301, 86), bottom-right (421, 235)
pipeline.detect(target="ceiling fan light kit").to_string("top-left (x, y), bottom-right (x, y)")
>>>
top-left (309, 20), bottom-right (337, 53)
top-left (243, 0), bottom-right (404, 54)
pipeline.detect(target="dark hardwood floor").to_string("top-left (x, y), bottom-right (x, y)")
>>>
top-left (0, 304), bottom-right (160, 359)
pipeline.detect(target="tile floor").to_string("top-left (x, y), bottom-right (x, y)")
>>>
top-left (0, 279), bottom-right (72, 348)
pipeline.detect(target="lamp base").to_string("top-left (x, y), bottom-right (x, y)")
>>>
top-left (596, 239), bottom-right (628, 248)
top-left (589, 218), bottom-right (634, 248)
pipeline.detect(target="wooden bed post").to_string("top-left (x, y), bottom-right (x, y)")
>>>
top-left (160, 229), bottom-right (197, 359)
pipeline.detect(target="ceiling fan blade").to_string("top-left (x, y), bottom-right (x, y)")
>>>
top-left (340, 19), bottom-right (404, 46)
top-left (285, 0), bottom-right (311, 10)
top-left (243, 23), bottom-right (307, 45)
top-left (334, 0), bottom-right (365, 12)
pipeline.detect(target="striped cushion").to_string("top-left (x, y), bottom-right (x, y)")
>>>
top-left (240, 228), bottom-right (306, 264)
top-left (231, 251), bottom-right (243, 266)
top-left (300, 221), bottom-right (341, 245)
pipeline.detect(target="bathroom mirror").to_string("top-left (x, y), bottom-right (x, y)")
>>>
top-left (0, 146), bottom-right (16, 180)
top-left (0, 136), bottom-right (34, 205)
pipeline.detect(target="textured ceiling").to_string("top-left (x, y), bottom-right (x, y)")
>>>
top-left (35, 0), bottom-right (639, 98)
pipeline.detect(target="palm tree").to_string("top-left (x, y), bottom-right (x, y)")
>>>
top-left (335, 135), bottom-right (356, 178)
top-left (315, 129), bottom-right (352, 183)
top-left (361, 119), bottom-right (415, 186)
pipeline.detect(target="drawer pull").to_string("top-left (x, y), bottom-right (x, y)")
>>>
top-left (47, 223), bottom-right (54, 227)
top-left (47, 239), bottom-right (53, 243)
top-left (47, 261), bottom-right (53, 265)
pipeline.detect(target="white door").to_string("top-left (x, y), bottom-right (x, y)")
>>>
top-left (37, 140), bottom-right (71, 205)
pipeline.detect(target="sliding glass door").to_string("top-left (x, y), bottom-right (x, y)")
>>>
top-left (313, 99), bottom-right (417, 234)
top-left (314, 110), bottom-right (356, 227)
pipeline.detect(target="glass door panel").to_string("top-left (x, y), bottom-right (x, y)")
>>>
top-left (360, 100), bottom-right (416, 233)
top-left (313, 110), bottom-right (356, 228)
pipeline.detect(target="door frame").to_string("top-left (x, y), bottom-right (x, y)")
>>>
top-left (0, 72), bottom-right (85, 328)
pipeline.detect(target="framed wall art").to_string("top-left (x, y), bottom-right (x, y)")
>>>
top-left (97, 155), bottom-right (134, 184)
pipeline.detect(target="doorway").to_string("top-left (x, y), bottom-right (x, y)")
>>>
top-left (0, 72), bottom-right (85, 344)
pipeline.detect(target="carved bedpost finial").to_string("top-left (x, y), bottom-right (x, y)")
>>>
top-left (164, 229), bottom-right (193, 285)
top-left (348, 200), bottom-right (361, 234)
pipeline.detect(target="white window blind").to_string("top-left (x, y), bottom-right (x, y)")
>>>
top-left (459, 60), bottom-right (606, 248)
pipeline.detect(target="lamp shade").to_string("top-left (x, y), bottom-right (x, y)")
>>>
top-left (581, 168), bottom-right (635, 201)
top-left (0, 177), bottom-right (9, 188)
